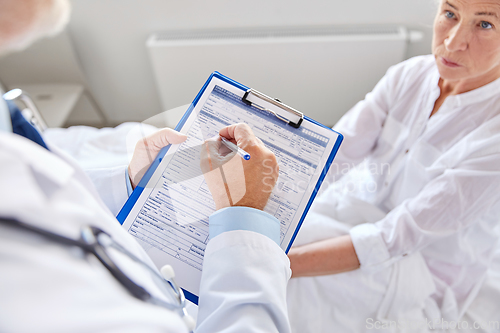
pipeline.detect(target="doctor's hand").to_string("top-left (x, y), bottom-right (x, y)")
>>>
top-left (200, 123), bottom-right (279, 211)
top-left (128, 128), bottom-right (187, 189)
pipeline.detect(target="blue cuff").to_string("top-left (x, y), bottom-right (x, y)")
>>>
top-left (209, 207), bottom-right (281, 245)
top-left (125, 168), bottom-right (133, 196)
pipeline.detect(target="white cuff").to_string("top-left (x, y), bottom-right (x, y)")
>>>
top-left (349, 223), bottom-right (392, 273)
top-left (84, 165), bottom-right (129, 216)
top-left (209, 207), bottom-right (280, 245)
top-left (125, 167), bottom-right (134, 196)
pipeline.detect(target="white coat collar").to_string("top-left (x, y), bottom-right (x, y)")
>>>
top-left (0, 98), bottom-right (13, 133)
top-left (0, 131), bottom-right (74, 188)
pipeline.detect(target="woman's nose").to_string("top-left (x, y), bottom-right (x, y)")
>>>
top-left (444, 24), bottom-right (469, 52)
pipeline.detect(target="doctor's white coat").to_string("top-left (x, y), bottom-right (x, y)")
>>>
top-left (0, 131), bottom-right (292, 333)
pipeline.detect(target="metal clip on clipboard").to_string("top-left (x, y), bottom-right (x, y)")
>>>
top-left (242, 89), bottom-right (304, 128)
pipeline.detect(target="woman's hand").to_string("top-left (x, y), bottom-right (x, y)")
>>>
top-left (200, 123), bottom-right (279, 211)
top-left (128, 128), bottom-right (187, 189)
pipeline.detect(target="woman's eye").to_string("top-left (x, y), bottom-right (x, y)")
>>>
top-left (445, 11), bottom-right (455, 19)
top-left (480, 21), bottom-right (493, 29)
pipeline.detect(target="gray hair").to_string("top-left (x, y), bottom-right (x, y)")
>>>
top-left (0, 0), bottom-right (71, 56)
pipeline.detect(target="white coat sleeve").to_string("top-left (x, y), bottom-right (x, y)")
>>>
top-left (350, 144), bottom-right (500, 272)
top-left (196, 230), bottom-right (292, 333)
top-left (84, 165), bottom-right (130, 216)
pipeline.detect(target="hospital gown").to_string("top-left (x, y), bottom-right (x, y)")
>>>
top-left (287, 55), bottom-right (500, 332)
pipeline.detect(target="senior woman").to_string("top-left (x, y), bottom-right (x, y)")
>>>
top-left (286, 0), bottom-right (500, 331)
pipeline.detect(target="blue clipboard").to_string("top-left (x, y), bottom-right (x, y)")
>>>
top-left (117, 71), bottom-right (343, 304)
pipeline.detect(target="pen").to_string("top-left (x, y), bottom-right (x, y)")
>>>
top-left (220, 136), bottom-right (251, 160)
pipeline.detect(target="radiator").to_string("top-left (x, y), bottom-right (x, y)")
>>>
top-left (147, 26), bottom-right (421, 127)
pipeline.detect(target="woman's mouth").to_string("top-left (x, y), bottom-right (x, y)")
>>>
top-left (440, 57), bottom-right (462, 68)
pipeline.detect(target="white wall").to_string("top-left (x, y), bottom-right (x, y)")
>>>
top-left (1, 0), bottom-right (439, 125)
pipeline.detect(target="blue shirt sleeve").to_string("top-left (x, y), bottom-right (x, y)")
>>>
top-left (125, 167), bottom-right (133, 197)
top-left (209, 207), bottom-right (281, 245)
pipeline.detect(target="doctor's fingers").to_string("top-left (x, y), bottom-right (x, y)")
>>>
top-left (139, 128), bottom-right (187, 152)
top-left (200, 138), bottom-right (234, 173)
top-left (219, 123), bottom-right (260, 149)
top-left (219, 124), bottom-right (273, 162)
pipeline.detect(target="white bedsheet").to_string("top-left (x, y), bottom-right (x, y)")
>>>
top-left (43, 123), bottom-right (500, 333)
top-left (463, 246), bottom-right (500, 332)
top-left (44, 122), bottom-right (159, 169)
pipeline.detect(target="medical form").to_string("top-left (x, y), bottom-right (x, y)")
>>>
top-left (119, 73), bottom-right (343, 303)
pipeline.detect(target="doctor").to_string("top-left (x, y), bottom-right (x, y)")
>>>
top-left (0, 1), bottom-right (291, 332)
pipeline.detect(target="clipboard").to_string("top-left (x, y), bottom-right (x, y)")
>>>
top-left (117, 72), bottom-right (343, 304)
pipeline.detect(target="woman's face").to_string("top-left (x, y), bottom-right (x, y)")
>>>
top-left (433, 0), bottom-right (500, 84)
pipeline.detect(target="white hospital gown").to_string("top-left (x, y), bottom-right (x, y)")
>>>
top-left (287, 55), bottom-right (500, 332)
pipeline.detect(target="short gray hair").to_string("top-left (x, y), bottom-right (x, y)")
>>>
top-left (0, 0), bottom-right (71, 56)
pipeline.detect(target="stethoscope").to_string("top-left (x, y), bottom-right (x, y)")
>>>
top-left (0, 217), bottom-right (196, 332)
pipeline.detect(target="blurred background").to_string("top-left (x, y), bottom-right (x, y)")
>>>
top-left (0, 0), bottom-right (437, 129)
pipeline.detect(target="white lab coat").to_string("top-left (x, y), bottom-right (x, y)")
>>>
top-left (0, 132), bottom-right (292, 333)
top-left (287, 55), bottom-right (500, 332)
